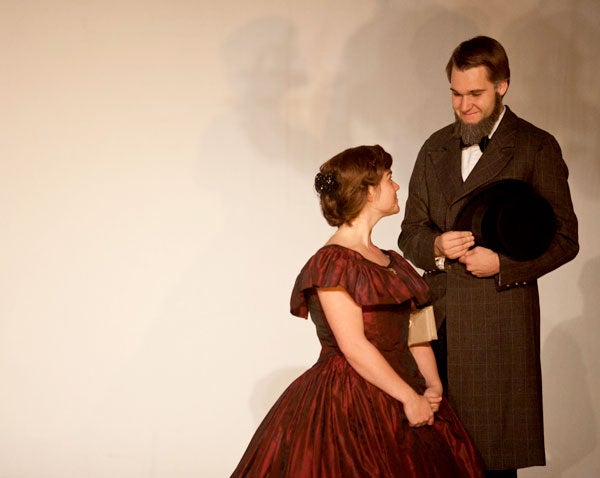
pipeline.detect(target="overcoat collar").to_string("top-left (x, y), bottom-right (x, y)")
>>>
top-left (432, 106), bottom-right (519, 207)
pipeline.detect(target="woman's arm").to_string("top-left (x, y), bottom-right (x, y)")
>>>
top-left (317, 286), bottom-right (433, 427)
top-left (409, 344), bottom-right (443, 412)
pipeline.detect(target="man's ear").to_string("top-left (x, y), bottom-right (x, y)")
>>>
top-left (496, 79), bottom-right (509, 97)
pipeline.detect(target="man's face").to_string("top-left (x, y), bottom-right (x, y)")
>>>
top-left (450, 65), bottom-right (508, 125)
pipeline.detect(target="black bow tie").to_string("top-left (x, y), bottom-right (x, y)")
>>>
top-left (461, 136), bottom-right (490, 152)
top-left (478, 135), bottom-right (490, 152)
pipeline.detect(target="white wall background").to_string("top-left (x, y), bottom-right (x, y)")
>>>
top-left (1, 0), bottom-right (599, 476)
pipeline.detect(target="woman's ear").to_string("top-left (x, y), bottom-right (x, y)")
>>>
top-left (366, 185), bottom-right (377, 202)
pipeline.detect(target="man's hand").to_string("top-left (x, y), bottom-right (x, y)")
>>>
top-left (434, 231), bottom-right (474, 259)
top-left (458, 246), bottom-right (500, 277)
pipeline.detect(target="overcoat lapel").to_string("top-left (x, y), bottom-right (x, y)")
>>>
top-left (459, 107), bottom-right (519, 202)
top-left (433, 107), bottom-right (520, 202)
top-left (431, 135), bottom-right (463, 207)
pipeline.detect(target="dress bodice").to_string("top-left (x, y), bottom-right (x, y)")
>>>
top-left (290, 245), bottom-right (431, 390)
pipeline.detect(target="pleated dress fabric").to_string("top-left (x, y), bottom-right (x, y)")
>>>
top-left (231, 245), bottom-right (484, 477)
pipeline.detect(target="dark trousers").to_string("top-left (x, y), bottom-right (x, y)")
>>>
top-left (485, 470), bottom-right (517, 477)
top-left (431, 320), bottom-right (448, 394)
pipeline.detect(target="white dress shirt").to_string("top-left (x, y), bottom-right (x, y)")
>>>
top-left (461, 107), bottom-right (506, 181)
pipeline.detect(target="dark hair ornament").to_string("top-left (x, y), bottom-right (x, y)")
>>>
top-left (315, 172), bottom-right (339, 195)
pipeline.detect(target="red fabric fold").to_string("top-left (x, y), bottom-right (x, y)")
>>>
top-left (231, 245), bottom-right (484, 477)
top-left (290, 245), bottom-right (430, 318)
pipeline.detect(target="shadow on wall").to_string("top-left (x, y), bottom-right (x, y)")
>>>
top-left (196, 15), bottom-right (322, 339)
top-left (201, 15), bottom-right (320, 177)
top-left (220, 2), bottom-right (480, 425)
top-left (325, 0), bottom-right (477, 177)
top-left (250, 367), bottom-right (309, 424)
top-left (501, 0), bottom-right (600, 201)
top-left (542, 256), bottom-right (599, 475)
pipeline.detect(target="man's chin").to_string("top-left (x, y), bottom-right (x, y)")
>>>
top-left (458, 115), bottom-right (481, 126)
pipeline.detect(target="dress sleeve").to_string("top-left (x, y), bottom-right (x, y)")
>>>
top-left (290, 247), bottom-right (430, 318)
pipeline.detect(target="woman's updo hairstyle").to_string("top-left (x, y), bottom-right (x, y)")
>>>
top-left (315, 145), bottom-right (392, 227)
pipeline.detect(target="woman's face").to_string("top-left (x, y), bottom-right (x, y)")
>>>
top-left (369, 170), bottom-right (400, 217)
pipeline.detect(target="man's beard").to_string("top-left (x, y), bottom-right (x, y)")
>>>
top-left (453, 93), bottom-right (503, 145)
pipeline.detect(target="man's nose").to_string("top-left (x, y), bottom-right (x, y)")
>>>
top-left (461, 96), bottom-right (472, 111)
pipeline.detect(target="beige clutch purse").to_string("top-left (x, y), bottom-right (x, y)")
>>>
top-left (408, 305), bottom-right (438, 346)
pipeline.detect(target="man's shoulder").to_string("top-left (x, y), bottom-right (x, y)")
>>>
top-left (503, 107), bottom-right (557, 142)
top-left (421, 123), bottom-right (455, 149)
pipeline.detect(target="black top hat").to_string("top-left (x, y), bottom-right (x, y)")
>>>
top-left (453, 179), bottom-right (557, 261)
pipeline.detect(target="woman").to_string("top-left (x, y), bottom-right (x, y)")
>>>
top-left (231, 145), bottom-right (484, 477)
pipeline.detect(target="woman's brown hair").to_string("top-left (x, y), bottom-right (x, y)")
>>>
top-left (315, 145), bottom-right (392, 227)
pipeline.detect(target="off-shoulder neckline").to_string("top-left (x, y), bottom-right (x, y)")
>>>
top-left (320, 244), bottom-right (393, 268)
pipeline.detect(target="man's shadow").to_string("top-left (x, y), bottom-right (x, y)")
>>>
top-left (325, 0), bottom-right (478, 180)
top-left (541, 256), bottom-right (599, 475)
top-left (501, 0), bottom-right (600, 201)
top-left (201, 15), bottom-right (320, 178)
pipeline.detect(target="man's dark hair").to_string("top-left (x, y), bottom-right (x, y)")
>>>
top-left (445, 36), bottom-right (510, 86)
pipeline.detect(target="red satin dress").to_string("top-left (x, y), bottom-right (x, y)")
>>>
top-left (231, 245), bottom-right (484, 477)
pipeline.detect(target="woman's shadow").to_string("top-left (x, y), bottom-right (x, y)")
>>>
top-left (250, 367), bottom-right (308, 423)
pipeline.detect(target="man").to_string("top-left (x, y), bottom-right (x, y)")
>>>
top-left (398, 36), bottom-right (579, 476)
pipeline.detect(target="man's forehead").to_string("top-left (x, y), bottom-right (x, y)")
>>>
top-left (450, 66), bottom-right (494, 89)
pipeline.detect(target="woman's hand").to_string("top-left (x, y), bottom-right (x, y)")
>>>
top-left (404, 393), bottom-right (434, 427)
top-left (424, 387), bottom-right (442, 413)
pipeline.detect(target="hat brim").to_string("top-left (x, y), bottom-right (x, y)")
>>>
top-left (454, 179), bottom-right (557, 261)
